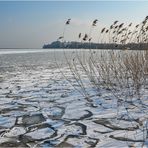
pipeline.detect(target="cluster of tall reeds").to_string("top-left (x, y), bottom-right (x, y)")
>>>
top-left (99, 16), bottom-right (148, 45)
top-left (57, 17), bottom-right (147, 100)
top-left (55, 16), bottom-right (148, 144)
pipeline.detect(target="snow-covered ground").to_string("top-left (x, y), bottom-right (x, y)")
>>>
top-left (0, 49), bottom-right (148, 147)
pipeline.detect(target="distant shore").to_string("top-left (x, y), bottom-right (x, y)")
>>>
top-left (43, 41), bottom-right (148, 50)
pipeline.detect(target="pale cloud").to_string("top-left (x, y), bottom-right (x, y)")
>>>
top-left (70, 18), bottom-right (90, 27)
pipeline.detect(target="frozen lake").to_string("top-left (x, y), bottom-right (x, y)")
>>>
top-left (0, 48), bottom-right (83, 74)
top-left (0, 48), bottom-right (106, 74)
top-left (0, 48), bottom-right (147, 147)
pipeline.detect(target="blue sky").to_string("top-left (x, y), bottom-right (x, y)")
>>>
top-left (0, 1), bottom-right (148, 48)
